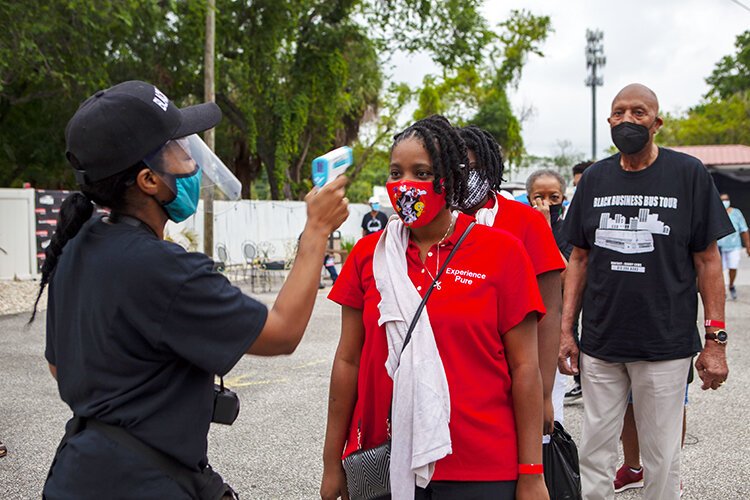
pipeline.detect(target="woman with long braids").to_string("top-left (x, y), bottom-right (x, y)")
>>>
top-left (33, 80), bottom-right (348, 499)
top-left (457, 126), bottom-right (566, 435)
top-left (321, 115), bottom-right (549, 500)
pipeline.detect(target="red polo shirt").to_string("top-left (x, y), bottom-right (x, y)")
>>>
top-left (483, 194), bottom-right (566, 276)
top-left (328, 213), bottom-right (545, 481)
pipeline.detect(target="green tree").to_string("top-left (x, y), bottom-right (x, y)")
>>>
top-left (658, 29), bottom-right (750, 147)
top-left (706, 30), bottom-right (750, 100)
top-left (0, 0), bottom-right (504, 199)
top-left (0, 0), bottom-right (171, 187)
top-left (658, 92), bottom-right (750, 146)
top-left (411, 9), bottom-right (552, 168)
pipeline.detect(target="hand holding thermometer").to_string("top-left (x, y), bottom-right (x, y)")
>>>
top-left (312, 146), bottom-right (353, 188)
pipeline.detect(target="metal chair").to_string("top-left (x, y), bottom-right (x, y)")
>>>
top-left (242, 241), bottom-right (266, 291)
top-left (214, 243), bottom-right (228, 273)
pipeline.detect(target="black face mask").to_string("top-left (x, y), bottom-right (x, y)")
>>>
top-left (611, 121), bottom-right (654, 155)
top-left (549, 203), bottom-right (563, 226)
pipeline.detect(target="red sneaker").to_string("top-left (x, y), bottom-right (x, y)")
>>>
top-left (614, 464), bottom-right (644, 493)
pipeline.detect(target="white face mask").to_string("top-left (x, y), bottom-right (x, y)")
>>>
top-left (723, 200), bottom-right (731, 209)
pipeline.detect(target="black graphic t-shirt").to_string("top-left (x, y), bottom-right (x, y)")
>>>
top-left (361, 211), bottom-right (389, 234)
top-left (565, 148), bottom-right (733, 362)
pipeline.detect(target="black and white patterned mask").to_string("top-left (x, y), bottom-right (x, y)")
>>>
top-left (461, 169), bottom-right (490, 209)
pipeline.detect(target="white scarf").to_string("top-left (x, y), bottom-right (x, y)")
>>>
top-left (372, 215), bottom-right (452, 499)
top-left (473, 191), bottom-right (500, 226)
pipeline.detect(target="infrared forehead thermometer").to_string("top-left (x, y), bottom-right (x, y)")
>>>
top-left (312, 146), bottom-right (353, 188)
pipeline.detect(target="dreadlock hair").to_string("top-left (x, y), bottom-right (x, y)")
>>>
top-left (458, 126), bottom-right (505, 192)
top-left (391, 115), bottom-right (469, 208)
top-left (28, 158), bottom-right (145, 324)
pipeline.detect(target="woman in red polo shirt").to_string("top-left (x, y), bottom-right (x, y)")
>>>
top-left (321, 115), bottom-right (549, 500)
top-left (457, 126), bottom-right (565, 435)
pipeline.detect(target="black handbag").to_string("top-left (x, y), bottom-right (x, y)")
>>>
top-left (543, 421), bottom-right (582, 500)
top-left (342, 222), bottom-right (475, 500)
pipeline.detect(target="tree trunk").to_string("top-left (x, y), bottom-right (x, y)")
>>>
top-left (264, 155), bottom-right (281, 200)
top-left (232, 137), bottom-right (260, 199)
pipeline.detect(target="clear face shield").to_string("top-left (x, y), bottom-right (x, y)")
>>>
top-left (144, 134), bottom-right (241, 219)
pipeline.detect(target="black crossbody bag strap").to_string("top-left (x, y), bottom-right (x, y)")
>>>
top-left (400, 221), bottom-right (475, 356)
top-left (383, 222), bottom-right (475, 427)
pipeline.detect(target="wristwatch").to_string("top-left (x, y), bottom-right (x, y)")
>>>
top-left (705, 329), bottom-right (728, 345)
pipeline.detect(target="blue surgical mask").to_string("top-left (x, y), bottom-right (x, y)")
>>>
top-left (371, 203), bottom-right (380, 211)
top-left (162, 168), bottom-right (202, 222)
top-left (723, 200), bottom-right (731, 209)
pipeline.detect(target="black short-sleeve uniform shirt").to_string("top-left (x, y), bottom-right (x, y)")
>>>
top-left (361, 211), bottom-right (389, 234)
top-left (564, 148), bottom-right (733, 362)
top-left (44, 216), bottom-right (267, 498)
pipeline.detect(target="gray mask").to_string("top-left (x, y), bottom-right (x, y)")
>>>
top-left (462, 169), bottom-right (490, 209)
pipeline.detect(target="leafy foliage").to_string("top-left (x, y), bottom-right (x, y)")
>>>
top-left (659, 30), bottom-right (750, 147)
top-left (658, 92), bottom-right (750, 146)
top-left (0, 0), bottom-right (170, 187)
top-left (0, 1), bottom-right (550, 200)
top-left (705, 30), bottom-right (750, 100)
top-left (411, 9), bottom-right (552, 169)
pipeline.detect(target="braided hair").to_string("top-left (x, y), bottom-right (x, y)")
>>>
top-left (458, 126), bottom-right (505, 192)
top-left (391, 115), bottom-right (469, 208)
top-left (29, 159), bottom-right (145, 323)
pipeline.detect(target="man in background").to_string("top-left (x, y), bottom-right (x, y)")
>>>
top-left (717, 193), bottom-right (750, 300)
top-left (361, 196), bottom-right (388, 236)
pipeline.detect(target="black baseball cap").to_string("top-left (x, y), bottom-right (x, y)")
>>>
top-left (65, 80), bottom-right (222, 185)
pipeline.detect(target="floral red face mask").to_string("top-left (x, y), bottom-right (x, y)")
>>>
top-left (386, 180), bottom-right (447, 228)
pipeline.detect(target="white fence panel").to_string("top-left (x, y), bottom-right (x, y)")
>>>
top-left (165, 200), bottom-right (371, 265)
top-left (0, 189), bottom-right (38, 280)
top-left (0, 194), bottom-right (373, 279)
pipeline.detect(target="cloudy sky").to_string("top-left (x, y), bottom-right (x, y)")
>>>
top-left (389, 0), bottom-right (750, 162)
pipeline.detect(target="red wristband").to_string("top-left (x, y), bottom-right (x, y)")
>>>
top-left (704, 320), bottom-right (725, 329)
top-left (518, 463), bottom-right (544, 475)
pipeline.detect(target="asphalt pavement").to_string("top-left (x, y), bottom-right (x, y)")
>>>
top-left (1, 260), bottom-right (749, 499)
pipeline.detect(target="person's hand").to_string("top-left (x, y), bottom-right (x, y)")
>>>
top-left (320, 463), bottom-right (350, 500)
top-left (695, 342), bottom-right (729, 390)
top-left (306, 176), bottom-right (350, 235)
top-left (533, 198), bottom-right (552, 227)
top-left (746, 247), bottom-right (750, 258)
top-left (516, 474), bottom-right (550, 500)
top-left (558, 330), bottom-right (579, 376)
top-left (543, 397), bottom-right (554, 435)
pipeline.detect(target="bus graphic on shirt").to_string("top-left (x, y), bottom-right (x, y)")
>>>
top-left (594, 208), bottom-right (670, 254)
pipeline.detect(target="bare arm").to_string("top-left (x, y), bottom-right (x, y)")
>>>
top-left (504, 313), bottom-right (549, 499)
top-left (49, 363), bottom-right (57, 380)
top-left (248, 177), bottom-right (349, 356)
top-left (558, 246), bottom-right (588, 375)
top-left (693, 242), bottom-right (729, 390)
top-left (536, 270), bottom-right (562, 434)
top-left (742, 231), bottom-right (750, 256)
top-left (320, 306), bottom-right (365, 500)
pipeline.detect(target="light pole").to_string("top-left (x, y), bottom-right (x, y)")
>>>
top-left (585, 29), bottom-right (605, 160)
top-left (203, 0), bottom-right (215, 258)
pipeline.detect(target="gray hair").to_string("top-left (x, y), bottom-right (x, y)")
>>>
top-left (526, 169), bottom-right (567, 195)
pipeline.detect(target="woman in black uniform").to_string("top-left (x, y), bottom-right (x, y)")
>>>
top-left (31, 80), bottom-right (348, 499)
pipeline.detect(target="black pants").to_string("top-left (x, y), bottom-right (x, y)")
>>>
top-left (375, 480), bottom-right (517, 500)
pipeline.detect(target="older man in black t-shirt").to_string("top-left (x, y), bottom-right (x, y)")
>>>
top-left (560, 84), bottom-right (733, 500)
